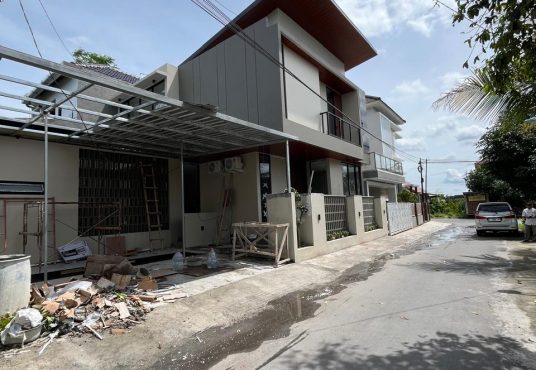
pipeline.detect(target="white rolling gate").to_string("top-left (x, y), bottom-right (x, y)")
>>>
top-left (387, 202), bottom-right (415, 236)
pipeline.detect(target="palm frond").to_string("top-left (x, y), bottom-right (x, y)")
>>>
top-left (433, 70), bottom-right (520, 123)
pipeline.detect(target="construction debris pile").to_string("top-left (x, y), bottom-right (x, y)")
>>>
top-left (0, 255), bottom-right (187, 355)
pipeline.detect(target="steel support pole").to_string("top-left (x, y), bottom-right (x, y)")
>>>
top-left (43, 112), bottom-right (49, 283)
top-left (180, 142), bottom-right (185, 257)
top-left (285, 140), bottom-right (291, 192)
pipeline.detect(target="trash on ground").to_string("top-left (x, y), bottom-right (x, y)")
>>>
top-left (0, 254), bottom-right (189, 355)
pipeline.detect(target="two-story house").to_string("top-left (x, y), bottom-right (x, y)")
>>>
top-left (361, 95), bottom-right (406, 202)
top-left (177, 0), bottom-right (376, 223)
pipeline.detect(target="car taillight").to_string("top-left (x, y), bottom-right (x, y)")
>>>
top-left (475, 213), bottom-right (486, 219)
top-left (504, 212), bottom-right (516, 219)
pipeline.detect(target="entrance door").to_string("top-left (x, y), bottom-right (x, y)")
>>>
top-left (307, 160), bottom-right (329, 194)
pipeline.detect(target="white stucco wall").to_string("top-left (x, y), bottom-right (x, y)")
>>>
top-left (0, 136), bottom-right (181, 263)
top-left (283, 44), bottom-right (322, 131)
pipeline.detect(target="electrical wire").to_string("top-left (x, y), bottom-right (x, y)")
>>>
top-left (190, 0), bottom-right (423, 164)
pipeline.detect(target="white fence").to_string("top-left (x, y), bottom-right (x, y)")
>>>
top-left (387, 202), bottom-right (415, 235)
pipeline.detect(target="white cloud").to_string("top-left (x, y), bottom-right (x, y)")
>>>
top-left (392, 79), bottom-right (430, 96)
top-left (440, 71), bottom-right (469, 89)
top-left (455, 125), bottom-right (486, 142)
top-left (335, 0), bottom-right (454, 38)
top-left (396, 137), bottom-right (426, 152)
top-left (444, 168), bottom-right (465, 184)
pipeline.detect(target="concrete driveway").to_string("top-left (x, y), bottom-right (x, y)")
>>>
top-left (211, 219), bottom-right (536, 369)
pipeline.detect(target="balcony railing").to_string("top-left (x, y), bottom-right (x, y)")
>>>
top-left (371, 152), bottom-right (403, 175)
top-left (320, 111), bottom-right (361, 146)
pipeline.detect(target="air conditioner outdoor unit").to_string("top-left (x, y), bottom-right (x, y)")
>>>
top-left (208, 160), bottom-right (223, 174)
top-left (224, 156), bottom-right (244, 173)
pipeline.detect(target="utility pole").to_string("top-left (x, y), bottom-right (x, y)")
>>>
top-left (418, 159), bottom-right (425, 221)
top-left (425, 158), bottom-right (429, 221)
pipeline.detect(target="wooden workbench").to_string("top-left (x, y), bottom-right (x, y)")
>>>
top-left (232, 222), bottom-right (290, 267)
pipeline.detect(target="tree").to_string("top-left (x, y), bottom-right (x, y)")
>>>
top-left (72, 48), bottom-right (115, 67)
top-left (447, 0), bottom-right (536, 94)
top-left (434, 1), bottom-right (536, 122)
top-left (476, 118), bottom-right (536, 199)
top-left (397, 189), bottom-right (418, 203)
top-left (465, 165), bottom-right (523, 205)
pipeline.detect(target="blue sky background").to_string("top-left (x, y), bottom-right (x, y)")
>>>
top-left (0, 0), bottom-right (487, 195)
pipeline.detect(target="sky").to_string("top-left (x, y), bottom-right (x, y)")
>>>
top-left (0, 0), bottom-right (488, 195)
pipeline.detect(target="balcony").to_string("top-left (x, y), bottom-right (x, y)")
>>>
top-left (370, 152), bottom-right (403, 175)
top-left (320, 111), bottom-right (361, 146)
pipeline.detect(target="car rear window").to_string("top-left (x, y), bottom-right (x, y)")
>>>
top-left (478, 204), bottom-right (511, 212)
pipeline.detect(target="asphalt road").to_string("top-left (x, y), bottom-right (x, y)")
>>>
top-left (212, 220), bottom-right (536, 370)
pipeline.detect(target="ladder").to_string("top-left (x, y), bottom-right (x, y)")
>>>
top-left (216, 188), bottom-right (232, 246)
top-left (140, 162), bottom-right (164, 250)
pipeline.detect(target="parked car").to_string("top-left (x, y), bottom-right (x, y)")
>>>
top-left (475, 202), bottom-right (518, 236)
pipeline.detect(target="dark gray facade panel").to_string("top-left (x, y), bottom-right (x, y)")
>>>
top-left (199, 47), bottom-right (220, 108)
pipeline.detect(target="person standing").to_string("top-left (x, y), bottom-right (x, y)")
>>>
top-left (522, 202), bottom-right (536, 242)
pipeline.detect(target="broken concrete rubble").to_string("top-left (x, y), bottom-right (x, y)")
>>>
top-left (0, 255), bottom-right (189, 357)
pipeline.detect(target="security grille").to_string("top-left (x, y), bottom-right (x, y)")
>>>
top-left (363, 196), bottom-right (376, 228)
top-left (324, 195), bottom-right (348, 235)
top-left (78, 149), bottom-right (169, 235)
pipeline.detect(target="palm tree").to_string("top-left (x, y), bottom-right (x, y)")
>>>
top-left (433, 68), bottom-right (534, 123)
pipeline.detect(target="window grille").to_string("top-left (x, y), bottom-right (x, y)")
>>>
top-left (363, 196), bottom-right (376, 228)
top-left (78, 149), bottom-right (169, 235)
top-left (324, 195), bottom-right (348, 235)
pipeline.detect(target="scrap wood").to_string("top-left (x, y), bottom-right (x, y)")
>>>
top-left (38, 331), bottom-right (59, 356)
top-left (96, 277), bottom-right (116, 290)
top-left (110, 273), bottom-right (132, 290)
top-left (83, 323), bottom-right (103, 340)
top-left (30, 288), bottom-right (45, 305)
top-left (138, 277), bottom-right (158, 291)
top-left (114, 302), bottom-right (131, 319)
top-left (161, 292), bottom-right (188, 301)
top-left (41, 301), bottom-right (60, 315)
top-left (137, 295), bottom-right (158, 302)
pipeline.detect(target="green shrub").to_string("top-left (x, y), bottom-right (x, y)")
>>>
top-left (327, 230), bottom-right (350, 241)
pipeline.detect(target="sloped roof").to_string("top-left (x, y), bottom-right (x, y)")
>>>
top-left (182, 0), bottom-right (376, 71)
top-left (366, 95), bottom-right (406, 125)
top-left (27, 62), bottom-right (139, 99)
top-left (66, 63), bottom-right (139, 84)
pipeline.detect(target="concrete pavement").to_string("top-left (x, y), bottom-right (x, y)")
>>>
top-left (1, 221), bottom-right (451, 369)
top-left (212, 219), bottom-right (536, 370)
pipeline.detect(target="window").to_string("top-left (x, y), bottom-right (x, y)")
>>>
top-left (78, 149), bottom-right (169, 235)
top-left (184, 162), bottom-right (200, 213)
top-left (0, 181), bottom-right (44, 194)
top-left (259, 154), bottom-right (271, 222)
top-left (341, 163), bottom-right (361, 196)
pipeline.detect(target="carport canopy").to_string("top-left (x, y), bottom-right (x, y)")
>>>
top-left (0, 45), bottom-right (297, 282)
top-left (0, 45), bottom-right (297, 159)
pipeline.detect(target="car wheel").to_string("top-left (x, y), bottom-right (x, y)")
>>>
top-left (476, 230), bottom-right (484, 236)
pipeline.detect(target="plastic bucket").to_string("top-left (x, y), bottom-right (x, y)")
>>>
top-left (0, 255), bottom-right (31, 315)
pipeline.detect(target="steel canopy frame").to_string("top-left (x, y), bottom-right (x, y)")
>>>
top-left (0, 45), bottom-right (297, 281)
top-left (0, 45), bottom-right (297, 159)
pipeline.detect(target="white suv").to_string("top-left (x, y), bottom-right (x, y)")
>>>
top-left (475, 202), bottom-right (518, 236)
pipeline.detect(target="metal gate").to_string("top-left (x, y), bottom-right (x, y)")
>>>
top-left (387, 202), bottom-right (414, 235)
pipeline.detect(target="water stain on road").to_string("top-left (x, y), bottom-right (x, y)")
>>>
top-left (155, 226), bottom-right (466, 370)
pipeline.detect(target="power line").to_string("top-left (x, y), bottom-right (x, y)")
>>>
top-left (37, 0), bottom-right (71, 57)
top-left (190, 0), bottom-right (422, 164)
top-left (18, 0), bottom-right (42, 58)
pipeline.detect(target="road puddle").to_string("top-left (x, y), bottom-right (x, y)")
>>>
top-left (158, 225), bottom-right (466, 369)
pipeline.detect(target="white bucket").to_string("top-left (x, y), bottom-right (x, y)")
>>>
top-left (0, 255), bottom-right (31, 315)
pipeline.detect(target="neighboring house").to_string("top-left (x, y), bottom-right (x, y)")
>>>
top-left (1, 0), bottom-right (407, 265)
top-left (178, 0), bottom-right (376, 223)
top-left (361, 95), bottom-right (406, 202)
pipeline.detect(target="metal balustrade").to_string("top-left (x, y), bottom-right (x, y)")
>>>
top-left (320, 112), bottom-right (361, 146)
top-left (371, 152), bottom-right (403, 175)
